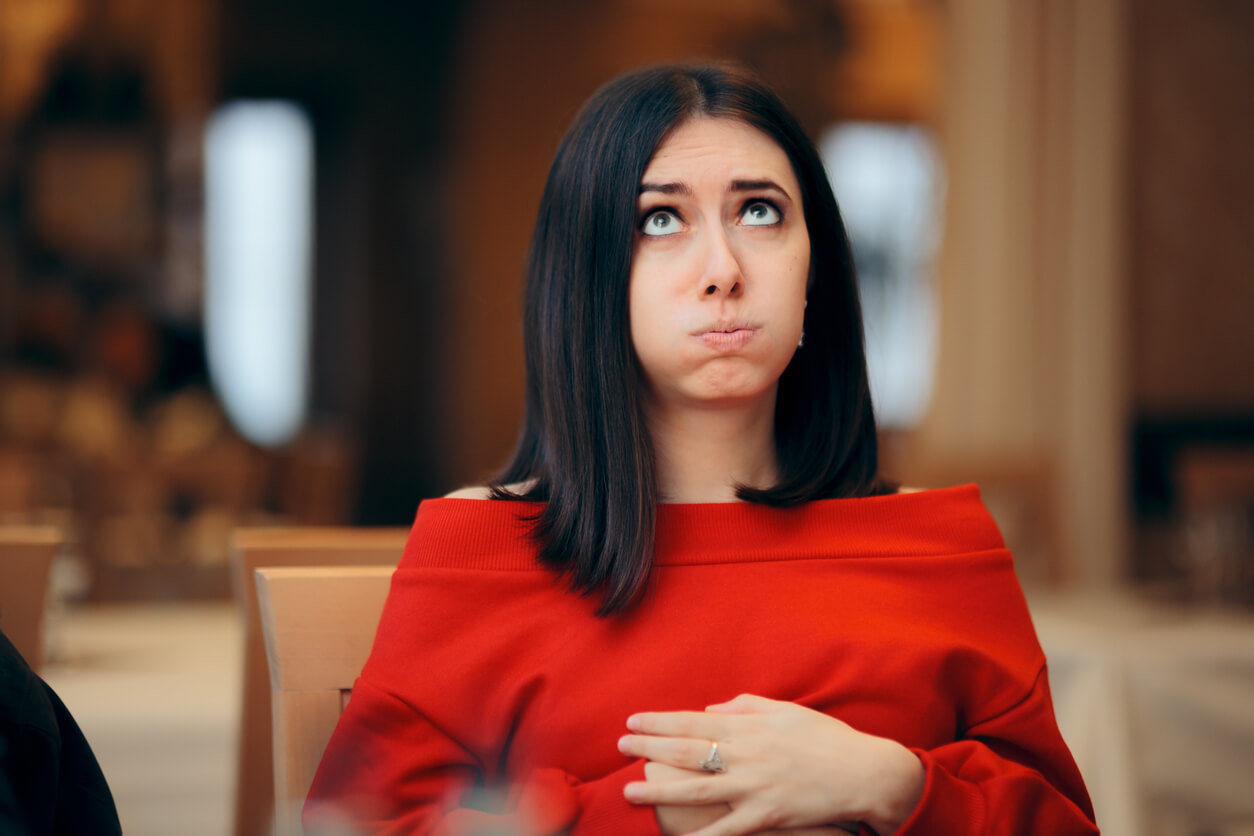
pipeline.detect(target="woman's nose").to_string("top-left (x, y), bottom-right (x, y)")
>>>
top-left (699, 228), bottom-right (744, 298)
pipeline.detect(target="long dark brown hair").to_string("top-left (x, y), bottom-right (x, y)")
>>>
top-left (493, 63), bottom-right (891, 615)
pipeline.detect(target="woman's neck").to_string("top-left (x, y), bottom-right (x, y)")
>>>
top-left (645, 395), bottom-right (780, 503)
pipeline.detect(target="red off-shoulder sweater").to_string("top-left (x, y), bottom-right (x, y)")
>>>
top-left (305, 485), bottom-right (1097, 835)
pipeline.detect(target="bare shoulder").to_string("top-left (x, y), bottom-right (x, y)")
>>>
top-left (444, 480), bottom-right (535, 500)
top-left (896, 485), bottom-right (925, 494)
top-left (444, 485), bottom-right (494, 500)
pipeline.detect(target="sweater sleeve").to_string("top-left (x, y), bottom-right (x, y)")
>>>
top-left (303, 676), bottom-right (662, 836)
top-left (889, 665), bottom-right (1097, 836)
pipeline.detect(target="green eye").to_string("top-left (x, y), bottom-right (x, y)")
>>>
top-left (742, 201), bottom-right (781, 226)
top-left (642, 210), bottom-right (681, 237)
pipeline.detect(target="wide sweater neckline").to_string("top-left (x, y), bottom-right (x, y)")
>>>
top-left (403, 484), bottom-right (1005, 570)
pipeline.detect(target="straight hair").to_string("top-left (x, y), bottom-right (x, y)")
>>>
top-left (493, 63), bottom-right (892, 615)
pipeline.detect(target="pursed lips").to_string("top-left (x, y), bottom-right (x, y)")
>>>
top-left (693, 323), bottom-right (758, 349)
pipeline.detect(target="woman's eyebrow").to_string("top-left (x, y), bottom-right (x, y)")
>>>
top-left (638, 181), bottom-right (691, 196)
top-left (637, 179), bottom-right (792, 198)
top-left (730, 178), bottom-right (790, 197)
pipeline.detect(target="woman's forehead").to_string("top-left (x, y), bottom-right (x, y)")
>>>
top-left (641, 117), bottom-right (796, 187)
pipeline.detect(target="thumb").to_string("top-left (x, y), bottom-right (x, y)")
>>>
top-left (705, 693), bottom-right (780, 714)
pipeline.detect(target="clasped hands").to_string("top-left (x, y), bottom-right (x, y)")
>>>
top-left (616, 694), bottom-right (924, 836)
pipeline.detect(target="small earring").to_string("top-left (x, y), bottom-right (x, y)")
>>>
top-left (797, 329), bottom-right (806, 348)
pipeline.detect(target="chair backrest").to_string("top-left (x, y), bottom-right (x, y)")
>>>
top-left (231, 528), bottom-right (407, 836)
top-left (0, 525), bottom-right (61, 672)
top-left (255, 565), bottom-right (394, 836)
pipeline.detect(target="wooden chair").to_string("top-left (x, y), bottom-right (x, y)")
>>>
top-left (255, 565), bottom-right (395, 835)
top-left (0, 525), bottom-right (62, 672)
top-left (231, 528), bottom-right (407, 836)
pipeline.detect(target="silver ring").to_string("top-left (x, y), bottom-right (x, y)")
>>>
top-left (698, 741), bottom-right (726, 773)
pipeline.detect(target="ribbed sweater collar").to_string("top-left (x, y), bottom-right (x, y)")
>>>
top-left (401, 485), bottom-right (1003, 570)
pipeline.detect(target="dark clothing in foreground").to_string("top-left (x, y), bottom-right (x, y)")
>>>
top-left (0, 628), bottom-right (121, 836)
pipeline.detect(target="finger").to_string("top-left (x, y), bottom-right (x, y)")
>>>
top-left (705, 693), bottom-right (780, 714)
top-left (684, 808), bottom-right (846, 836)
top-left (681, 804), bottom-right (775, 836)
top-left (626, 710), bottom-right (729, 738)
top-left (623, 776), bottom-right (735, 807)
top-left (618, 734), bottom-right (721, 770)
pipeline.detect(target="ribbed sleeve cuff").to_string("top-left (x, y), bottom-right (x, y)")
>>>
top-left (891, 749), bottom-right (986, 835)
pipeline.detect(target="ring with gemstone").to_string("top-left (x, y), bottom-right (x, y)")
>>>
top-left (698, 741), bottom-right (727, 773)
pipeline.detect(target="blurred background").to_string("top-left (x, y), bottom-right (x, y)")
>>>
top-left (0, 0), bottom-right (1251, 834)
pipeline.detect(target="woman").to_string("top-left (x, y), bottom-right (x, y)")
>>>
top-left (306, 63), bottom-right (1097, 836)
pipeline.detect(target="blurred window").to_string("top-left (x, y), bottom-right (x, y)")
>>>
top-left (204, 101), bottom-right (313, 447)
top-left (820, 123), bottom-right (942, 430)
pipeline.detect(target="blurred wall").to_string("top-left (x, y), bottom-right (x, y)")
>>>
top-left (911, 0), bottom-right (1254, 588)
top-left (1131, 1), bottom-right (1254, 415)
top-left (909, 0), bottom-right (1129, 587)
top-left (1126, 0), bottom-right (1254, 585)
top-left (216, 0), bottom-right (464, 523)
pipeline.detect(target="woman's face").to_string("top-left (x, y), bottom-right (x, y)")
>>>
top-left (629, 117), bottom-right (810, 412)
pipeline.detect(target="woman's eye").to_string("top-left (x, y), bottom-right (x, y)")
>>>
top-left (641, 210), bottom-right (681, 237)
top-left (741, 201), bottom-right (781, 226)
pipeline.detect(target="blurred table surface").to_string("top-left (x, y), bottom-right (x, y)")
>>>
top-left (40, 602), bottom-right (240, 836)
top-left (1029, 590), bottom-right (1254, 836)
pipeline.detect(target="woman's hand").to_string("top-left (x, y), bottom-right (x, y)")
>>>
top-left (643, 761), bottom-right (732, 835)
top-left (618, 694), bottom-right (924, 836)
top-left (643, 761), bottom-right (851, 836)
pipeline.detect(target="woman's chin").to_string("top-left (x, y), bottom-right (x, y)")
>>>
top-left (640, 359), bottom-right (783, 412)
top-left (676, 379), bottom-right (778, 410)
